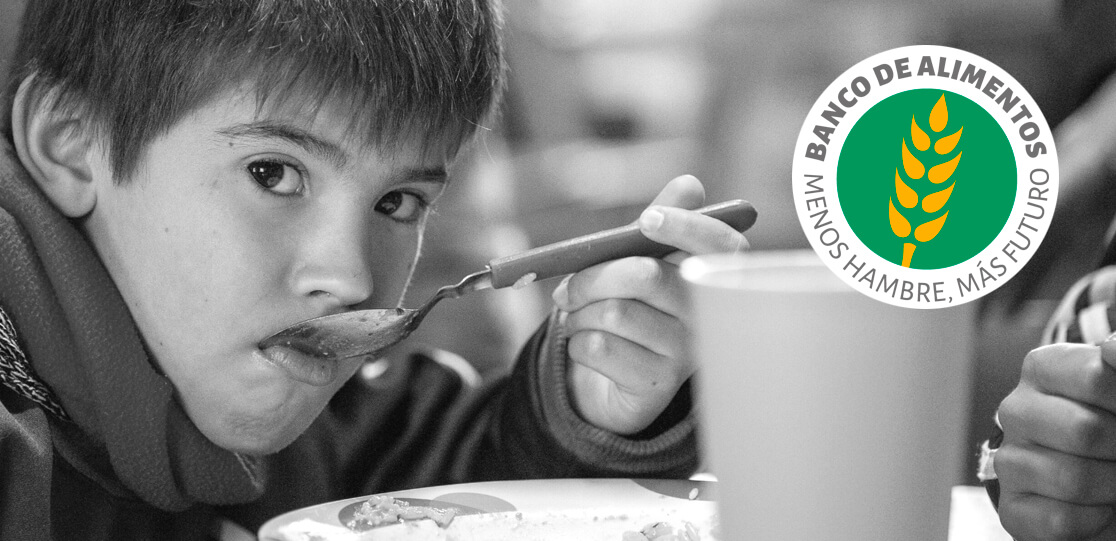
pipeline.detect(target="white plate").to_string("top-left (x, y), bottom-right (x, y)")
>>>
top-left (258, 478), bottom-right (719, 541)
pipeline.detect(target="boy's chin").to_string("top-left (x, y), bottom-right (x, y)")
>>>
top-left (217, 433), bottom-right (301, 457)
top-left (199, 414), bottom-right (315, 456)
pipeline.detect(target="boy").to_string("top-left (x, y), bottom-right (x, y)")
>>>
top-left (0, 1), bottom-right (748, 539)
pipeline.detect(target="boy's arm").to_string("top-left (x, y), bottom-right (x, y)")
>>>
top-left (445, 175), bottom-right (743, 477)
top-left (554, 175), bottom-right (748, 436)
top-left (500, 174), bottom-right (743, 470)
top-left (489, 309), bottom-right (700, 478)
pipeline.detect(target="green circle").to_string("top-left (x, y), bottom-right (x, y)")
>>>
top-left (836, 89), bottom-right (1015, 270)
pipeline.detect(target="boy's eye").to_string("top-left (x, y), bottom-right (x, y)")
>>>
top-left (247, 160), bottom-right (303, 195)
top-left (374, 190), bottom-right (428, 222)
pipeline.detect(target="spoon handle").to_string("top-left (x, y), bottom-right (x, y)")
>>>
top-left (486, 200), bottom-right (757, 289)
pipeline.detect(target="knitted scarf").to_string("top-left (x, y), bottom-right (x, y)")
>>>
top-left (0, 139), bottom-right (265, 510)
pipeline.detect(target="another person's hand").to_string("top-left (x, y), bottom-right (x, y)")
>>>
top-left (552, 175), bottom-right (749, 435)
top-left (996, 339), bottom-right (1116, 540)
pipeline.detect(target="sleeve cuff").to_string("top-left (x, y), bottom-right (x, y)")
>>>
top-left (977, 439), bottom-right (997, 482)
top-left (979, 415), bottom-right (1004, 509)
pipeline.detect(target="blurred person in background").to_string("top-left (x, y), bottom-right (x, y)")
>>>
top-left (984, 1), bottom-right (1116, 539)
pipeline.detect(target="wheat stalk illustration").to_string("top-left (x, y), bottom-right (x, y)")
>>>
top-left (889, 94), bottom-right (963, 267)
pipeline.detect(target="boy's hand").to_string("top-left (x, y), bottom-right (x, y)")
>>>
top-left (996, 340), bottom-right (1116, 540)
top-left (550, 175), bottom-right (749, 435)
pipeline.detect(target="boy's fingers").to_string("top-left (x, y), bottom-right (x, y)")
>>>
top-left (566, 330), bottom-right (675, 394)
top-left (999, 388), bottom-right (1116, 459)
top-left (564, 299), bottom-right (687, 360)
top-left (996, 442), bottom-right (1116, 504)
top-left (553, 258), bottom-right (685, 315)
top-left (648, 175), bottom-right (705, 209)
top-left (639, 205), bottom-right (750, 256)
top-left (567, 359), bottom-right (676, 435)
top-left (997, 491), bottom-right (1114, 541)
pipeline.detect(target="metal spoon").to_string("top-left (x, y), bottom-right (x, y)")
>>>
top-left (258, 200), bottom-right (757, 360)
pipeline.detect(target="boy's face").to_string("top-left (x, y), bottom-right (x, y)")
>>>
top-left (82, 88), bottom-right (450, 455)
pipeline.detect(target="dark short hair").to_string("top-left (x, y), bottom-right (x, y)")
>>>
top-left (3, 0), bottom-right (505, 179)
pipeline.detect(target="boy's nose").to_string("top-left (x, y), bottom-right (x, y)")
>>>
top-left (295, 263), bottom-right (374, 308)
top-left (292, 218), bottom-right (376, 308)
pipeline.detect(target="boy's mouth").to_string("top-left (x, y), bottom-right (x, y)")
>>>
top-left (258, 344), bottom-right (338, 387)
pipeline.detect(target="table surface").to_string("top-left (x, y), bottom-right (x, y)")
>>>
top-left (949, 485), bottom-right (1013, 541)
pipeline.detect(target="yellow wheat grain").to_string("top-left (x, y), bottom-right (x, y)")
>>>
top-left (915, 211), bottom-right (949, 242)
top-left (902, 139), bottom-right (925, 179)
top-left (935, 127), bottom-right (963, 154)
top-left (922, 183), bottom-right (955, 213)
top-left (911, 117), bottom-right (930, 151)
top-left (928, 152), bottom-right (962, 184)
top-left (895, 169), bottom-right (918, 208)
top-left (929, 94), bottom-right (948, 132)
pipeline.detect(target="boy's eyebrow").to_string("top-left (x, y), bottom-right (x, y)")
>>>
top-left (215, 121), bottom-right (349, 169)
top-left (389, 167), bottom-right (450, 187)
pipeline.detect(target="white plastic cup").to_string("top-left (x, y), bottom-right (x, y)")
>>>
top-left (681, 250), bottom-right (974, 541)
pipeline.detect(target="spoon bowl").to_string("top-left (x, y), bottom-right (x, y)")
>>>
top-left (260, 309), bottom-right (414, 360)
top-left (260, 270), bottom-right (493, 359)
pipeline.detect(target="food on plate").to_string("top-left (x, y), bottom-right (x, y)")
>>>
top-left (622, 521), bottom-right (701, 540)
top-left (347, 496), bottom-right (457, 530)
top-left (354, 508), bottom-right (716, 541)
top-left (276, 509), bottom-right (716, 541)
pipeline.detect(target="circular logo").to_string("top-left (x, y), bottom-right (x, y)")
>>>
top-left (792, 45), bottom-right (1058, 308)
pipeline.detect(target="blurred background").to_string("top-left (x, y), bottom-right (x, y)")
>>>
top-left (1, 0), bottom-right (1110, 486)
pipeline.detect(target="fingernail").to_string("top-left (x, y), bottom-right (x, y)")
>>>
top-left (640, 208), bottom-right (664, 233)
top-left (552, 276), bottom-right (570, 308)
top-left (1101, 335), bottom-right (1116, 366)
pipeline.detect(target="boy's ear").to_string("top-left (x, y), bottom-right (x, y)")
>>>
top-left (10, 78), bottom-right (99, 218)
